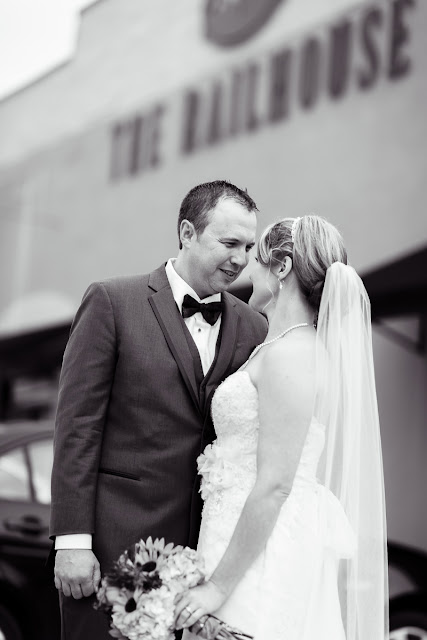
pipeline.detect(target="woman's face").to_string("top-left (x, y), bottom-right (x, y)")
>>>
top-left (248, 256), bottom-right (280, 314)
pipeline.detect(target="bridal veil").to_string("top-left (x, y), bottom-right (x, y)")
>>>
top-left (309, 262), bottom-right (389, 640)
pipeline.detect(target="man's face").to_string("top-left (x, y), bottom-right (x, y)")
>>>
top-left (184, 198), bottom-right (257, 298)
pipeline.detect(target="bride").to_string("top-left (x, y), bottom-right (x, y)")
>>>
top-left (175, 215), bottom-right (388, 640)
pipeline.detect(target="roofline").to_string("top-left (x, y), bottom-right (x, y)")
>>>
top-left (80, 0), bottom-right (106, 16)
top-left (0, 0), bottom-right (107, 106)
top-left (0, 59), bottom-right (71, 106)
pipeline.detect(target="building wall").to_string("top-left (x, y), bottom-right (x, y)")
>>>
top-left (0, 0), bottom-right (374, 168)
top-left (373, 326), bottom-right (427, 551)
top-left (1, 0), bottom-right (426, 311)
top-left (0, 0), bottom-right (426, 550)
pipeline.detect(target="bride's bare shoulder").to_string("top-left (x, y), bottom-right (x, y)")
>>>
top-left (257, 334), bottom-right (315, 414)
top-left (258, 331), bottom-right (316, 395)
top-left (266, 330), bottom-right (316, 367)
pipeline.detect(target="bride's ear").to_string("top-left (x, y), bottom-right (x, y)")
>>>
top-left (278, 256), bottom-right (293, 284)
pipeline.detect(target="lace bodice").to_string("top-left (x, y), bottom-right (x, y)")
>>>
top-left (212, 371), bottom-right (259, 447)
top-left (198, 371), bottom-right (325, 502)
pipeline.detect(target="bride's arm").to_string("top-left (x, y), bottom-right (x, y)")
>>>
top-left (175, 337), bottom-right (316, 629)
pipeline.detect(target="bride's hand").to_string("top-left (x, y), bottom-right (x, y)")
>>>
top-left (174, 580), bottom-right (227, 630)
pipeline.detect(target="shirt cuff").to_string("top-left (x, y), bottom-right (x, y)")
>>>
top-left (55, 534), bottom-right (92, 550)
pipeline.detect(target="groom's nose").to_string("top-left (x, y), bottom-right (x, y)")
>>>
top-left (230, 247), bottom-right (248, 268)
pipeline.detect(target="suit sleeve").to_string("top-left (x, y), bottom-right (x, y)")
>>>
top-left (254, 309), bottom-right (268, 341)
top-left (50, 282), bottom-right (117, 538)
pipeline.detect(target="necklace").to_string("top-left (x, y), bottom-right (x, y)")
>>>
top-left (245, 322), bottom-right (311, 364)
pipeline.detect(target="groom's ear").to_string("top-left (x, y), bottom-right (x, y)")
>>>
top-left (179, 220), bottom-right (196, 248)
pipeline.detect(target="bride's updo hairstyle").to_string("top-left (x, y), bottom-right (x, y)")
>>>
top-left (257, 215), bottom-right (347, 316)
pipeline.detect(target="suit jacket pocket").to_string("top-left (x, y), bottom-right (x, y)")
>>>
top-left (98, 467), bottom-right (141, 481)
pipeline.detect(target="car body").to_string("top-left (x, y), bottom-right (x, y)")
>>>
top-left (388, 542), bottom-right (427, 640)
top-left (0, 421), bottom-right (59, 640)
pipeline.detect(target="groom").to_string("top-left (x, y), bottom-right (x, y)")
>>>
top-left (50, 180), bottom-right (267, 639)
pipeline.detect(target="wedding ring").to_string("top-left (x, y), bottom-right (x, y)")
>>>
top-left (191, 618), bottom-right (206, 636)
top-left (184, 606), bottom-right (194, 615)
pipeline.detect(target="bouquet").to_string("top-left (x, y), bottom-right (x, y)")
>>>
top-left (95, 537), bottom-right (253, 640)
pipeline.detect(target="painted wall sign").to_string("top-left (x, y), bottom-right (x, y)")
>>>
top-left (204, 0), bottom-right (285, 47)
top-left (110, 0), bottom-right (415, 182)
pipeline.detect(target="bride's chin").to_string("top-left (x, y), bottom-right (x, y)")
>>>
top-left (249, 296), bottom-right (265, 317)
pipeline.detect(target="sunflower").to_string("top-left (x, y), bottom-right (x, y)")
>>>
top-left (134, 537), bottom-right (175, 573)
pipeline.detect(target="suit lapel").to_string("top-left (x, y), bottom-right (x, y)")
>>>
top-left (148, 266), bottom-right (201, 415)
top-left (203, 292), bottom-right (241, 414)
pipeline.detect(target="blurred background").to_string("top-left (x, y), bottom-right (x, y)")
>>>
top-left (0, 0), bottom-right (426, 638)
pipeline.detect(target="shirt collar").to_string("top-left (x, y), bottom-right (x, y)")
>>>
top-left (165, 258), bottom-right (221, 313)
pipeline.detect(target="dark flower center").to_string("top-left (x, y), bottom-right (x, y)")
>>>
top-left (125, 597), bottom-right (137, 613)
top-left (141, 560), bottom-right (157, 572)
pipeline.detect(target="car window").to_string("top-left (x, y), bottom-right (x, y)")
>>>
top-left (0, 447), bottom-right (31, 500)
top-left (27, 439), bottom-right (53, 504)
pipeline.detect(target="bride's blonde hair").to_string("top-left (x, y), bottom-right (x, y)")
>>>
top-left (257, 215), bottom-right (348, 313)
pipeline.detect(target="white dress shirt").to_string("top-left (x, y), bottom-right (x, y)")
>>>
top-left (165, 258), bottom-right (222, 375)
top-left (55, 259), bottom-right (222, 550)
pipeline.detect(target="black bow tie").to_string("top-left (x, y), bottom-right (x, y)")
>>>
top-left (182, 294), bottom-right (223, 326)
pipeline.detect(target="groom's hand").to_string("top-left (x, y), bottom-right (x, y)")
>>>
top-left (54, 549), bottom-right (101, 599)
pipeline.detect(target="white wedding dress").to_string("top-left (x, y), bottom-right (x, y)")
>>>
top-left (184, 370), bottom-right (356, 640)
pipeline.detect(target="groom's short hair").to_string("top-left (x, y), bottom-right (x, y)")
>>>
top-left (177, 180), bottom-right (258, 249)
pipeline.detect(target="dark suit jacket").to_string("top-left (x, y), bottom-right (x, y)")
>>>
top-left (50, 264), bottom-right (267, 573)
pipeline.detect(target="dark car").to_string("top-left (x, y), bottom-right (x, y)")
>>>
top-left (1, 421), bottom-right (427, 640)
top-left (0, 421), bottom-right (60, 640)
top-left (388, 542), bottom-right (427, 640)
